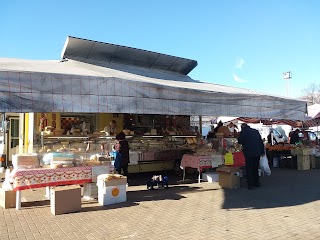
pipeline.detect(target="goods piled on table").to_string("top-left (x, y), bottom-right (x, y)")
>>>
top-left (291, 147), bottom-right (313, 156)
top-left (291, 146), bottom-right (312, 170)
top-left (12, 154), bottom-right (39, 169)
top-left (266, 143), bottom-right (295, 153)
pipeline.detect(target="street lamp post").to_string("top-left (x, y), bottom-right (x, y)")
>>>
top-left (282, 71), bottom-right (292, 97)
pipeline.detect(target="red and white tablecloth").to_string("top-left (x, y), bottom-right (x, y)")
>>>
top-left (12, 166), bottom-right (92, 191)
top-left (180, 154), bottom-right (223, 169)
top-left (180, 154), bottom-right (224, 183)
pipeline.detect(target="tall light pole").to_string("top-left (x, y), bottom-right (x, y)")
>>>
top-left (282, 71), bottom-right (292, 97)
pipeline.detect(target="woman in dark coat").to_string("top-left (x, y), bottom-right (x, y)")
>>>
top-left (116, 132), bottom-right (130, 177)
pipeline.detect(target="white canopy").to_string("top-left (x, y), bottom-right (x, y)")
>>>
top-left (0, 58), bottom-right (307, 120)
top-left (0, 37), bottom-right (307, 120)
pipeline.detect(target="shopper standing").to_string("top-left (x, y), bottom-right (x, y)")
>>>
top-left (238, 123), bottom-right (265, 190)
top-left (116, 132), bottom-right (130, 177)
top-left (113, 143), bottom-right (122, 174)
top-left (289, 129), bottom-right (300, 168)
top-left (289, 129), bottom-right (300, 144)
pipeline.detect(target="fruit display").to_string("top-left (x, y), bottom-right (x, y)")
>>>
top-left (266, 143), bottom-right (295, 152)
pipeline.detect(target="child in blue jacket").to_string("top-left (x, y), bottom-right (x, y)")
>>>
top-left (113, 143), bottom-right (122, 174)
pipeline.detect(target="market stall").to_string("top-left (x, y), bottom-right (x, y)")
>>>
top-left (0, 36), bottom-right (309, 189)
top-left (180, 137), bottom-right (245, 183)
top-left (180, 154), bottom-right (223, 183)
top-left (266, 142), bottom-right (320, 170)
top-left (6, 152), bottom-right (114, 210)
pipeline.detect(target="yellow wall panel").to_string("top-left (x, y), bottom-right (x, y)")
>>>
top-left (98, 113), bottom-right (123, 134)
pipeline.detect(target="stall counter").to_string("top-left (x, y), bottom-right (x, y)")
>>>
top-left (10, 165), bottom-right (113, 210)
top-left (180, 154), bottom-right (224, 183)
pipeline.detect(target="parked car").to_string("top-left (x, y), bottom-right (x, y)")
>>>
top-left (298, 130), bottom-right (319, 145)
top-left (267, 128), bottom-right (286, 144)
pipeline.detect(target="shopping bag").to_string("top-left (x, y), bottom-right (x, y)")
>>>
top-left (232, 151), bottom-right (246, 167)
top-left (260, 155), bottom-right (271, 176)
top-left (224, 152), bottom-right (234, 165)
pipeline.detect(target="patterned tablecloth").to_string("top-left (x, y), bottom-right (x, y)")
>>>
top-left (12, 166), bottom-right (93, 191)
top-left (180, 154), bottom-right (224, 169)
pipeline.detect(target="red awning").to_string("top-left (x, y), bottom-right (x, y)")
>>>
top-left (237, 117), bottom-right (303, 128)
top-left (302, 113), bottom-right (320, 128)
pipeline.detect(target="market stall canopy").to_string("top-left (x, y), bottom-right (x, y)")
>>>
top-left (302, 104), bottom-right (320, 127)
top-left (212, 104), bottom-right (320, 128)
top-left (61, 36), bottom-right (198, 75)
top-left (211, 116), bottom-right (303, 128)
top-left (237, 117), bottom-right (303, 128)
top-left (307, 104), bottom-right (320, 118)
top-left (0, 36), bottom-right (307, 120)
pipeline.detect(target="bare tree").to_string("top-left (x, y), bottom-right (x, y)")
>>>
top-left (300, 83), bottom-right (320, 104)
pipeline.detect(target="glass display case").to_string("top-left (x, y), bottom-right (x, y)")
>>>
top-left (37, 134), bottom-right (197, 172)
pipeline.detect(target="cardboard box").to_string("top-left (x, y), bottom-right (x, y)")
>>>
top-left (218, 172), bottom-right (240, 189)
top-left (202, 172), bottom-right (219, 183)
top-left (50, 185), bottom-right (81, 215)
top-left (98, 184), bottom-right (126, 206)
top-left (0, 189), bottom-right (16, 209)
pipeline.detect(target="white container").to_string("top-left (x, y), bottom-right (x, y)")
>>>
top-left (91, 166), bottom-right (112, 183)
top-left (98, 184), bottom-right (126, 206)
top-left (202, 172), bottom-right (219, 183)
top-left (97, 174), bottom-right (127, 206)
top-left (83, 183), bottom-right (99, 200)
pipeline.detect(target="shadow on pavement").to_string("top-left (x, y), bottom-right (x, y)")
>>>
top-left (20, 168), bottom-right (318, 212)
top-left (22, 200), bottom-right (50, 208)
top-left (222, 168), bottom-right (320, 210)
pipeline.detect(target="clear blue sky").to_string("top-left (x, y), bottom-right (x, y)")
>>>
top-left (0, 1), bottom-right (319, 98)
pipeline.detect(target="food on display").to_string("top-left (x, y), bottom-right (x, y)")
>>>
top-left (12, 154), bottom-right (39, 169)
top-left (103, 174), bottom-right (126, 181)
top-left (217, 126), bottom-right (232, 138)
top-left (266, 144), bottom-right (295, 151)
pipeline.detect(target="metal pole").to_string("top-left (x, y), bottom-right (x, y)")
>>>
top-left (283, 71), bottom-right (292, 97)
top-left (199, 116), bottom-right (203, 136)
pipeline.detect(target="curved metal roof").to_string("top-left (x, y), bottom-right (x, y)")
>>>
top-left (61, 36), bottom-right (198, 75)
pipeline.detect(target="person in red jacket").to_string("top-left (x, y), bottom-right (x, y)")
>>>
top-left (238, 123), bottom-right (265, 190)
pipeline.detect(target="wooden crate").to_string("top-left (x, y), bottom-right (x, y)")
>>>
top-left (297, 155), bottom-right (310, 170)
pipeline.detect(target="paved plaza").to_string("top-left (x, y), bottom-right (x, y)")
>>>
top-left (1, 168), bottom-right (320, 240)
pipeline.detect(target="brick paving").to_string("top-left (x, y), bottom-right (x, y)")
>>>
top-left (1, 168), bottom-right (320, 240)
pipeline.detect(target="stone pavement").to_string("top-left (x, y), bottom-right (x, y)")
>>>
top-left (1, 168), bottom-right (320, 240)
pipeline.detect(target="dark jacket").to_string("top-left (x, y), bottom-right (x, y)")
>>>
top-left (238, 125), bottom-right (265, 158)
top-left (290, 131), bottom-right (300, 144)
top-left (118, 139), bottom-right (130, 167)
top-left (116, 132), bottom-right (130, 167)
top-left (206, 131), bottom-right (215, 139)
